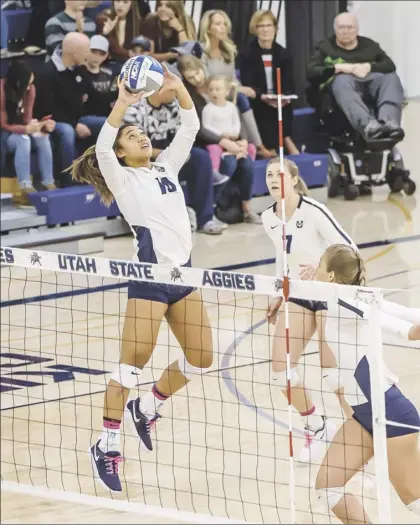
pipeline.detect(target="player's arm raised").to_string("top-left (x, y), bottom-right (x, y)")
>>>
top-left (155, 65), bottom-right (200, 175)
top-left (95, 78), bottom-right (146, 193)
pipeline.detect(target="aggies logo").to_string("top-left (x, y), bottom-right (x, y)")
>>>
top-left (170, 268), bottom-right (183, 282)
top-left (30, 252), bottom-right (42, 266)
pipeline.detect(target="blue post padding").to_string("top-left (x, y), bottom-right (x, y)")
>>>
top-left (28, 185), bottom-right (120, 225)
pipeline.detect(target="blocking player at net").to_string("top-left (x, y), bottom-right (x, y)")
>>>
top-left (262, 157), bottom-right (357, 462)
top-left (68, 67), bottom-right (214, 493)
top-left (313, 244), bottom-right (420, 523)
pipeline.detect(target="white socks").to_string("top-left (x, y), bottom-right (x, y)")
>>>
top-left (99, 427), bottom-right (120, 452)
top-left (139, 391), bottom-right (164, 418)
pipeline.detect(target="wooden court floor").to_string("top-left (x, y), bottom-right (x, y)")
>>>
top-left (1, 101), bottom-right (420, 524)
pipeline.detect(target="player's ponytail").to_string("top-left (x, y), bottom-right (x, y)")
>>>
top-left (267, 157), bottom-right (309, 196)
top-left (324, 244), bottom-right (366, 286)
top-left (65, 124), bottom-right (133, 207)
top-left (65, 146), bottom-right (114, 207)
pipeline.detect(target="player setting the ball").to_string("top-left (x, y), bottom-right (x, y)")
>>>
top-left (67, 58), bottom-right (215, 493)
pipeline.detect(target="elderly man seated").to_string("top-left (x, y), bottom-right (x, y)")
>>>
top-left (307, 12), bottom-right (404, 141)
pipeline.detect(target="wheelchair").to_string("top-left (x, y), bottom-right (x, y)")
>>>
top-left (311, 90), bottom-right (416, 201)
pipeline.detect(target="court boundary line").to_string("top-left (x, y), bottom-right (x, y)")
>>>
top-left (0, 481), bottom-right (247, 524)
top-left (2, 234), bottom-right (420, 308)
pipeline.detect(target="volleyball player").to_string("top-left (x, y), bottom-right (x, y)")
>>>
top-left (68, 68), bottom-right (214, 492)
top-left (262, 157), bottom-right (358, 462)
top-left (314, 244), bottom-right (420, 523)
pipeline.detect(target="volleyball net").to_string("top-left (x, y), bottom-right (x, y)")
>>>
top-left (1, 246), bottom-right (419, 524)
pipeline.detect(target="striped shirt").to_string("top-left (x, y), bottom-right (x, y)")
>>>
top-left (45, 11), bottom-right (96, 57)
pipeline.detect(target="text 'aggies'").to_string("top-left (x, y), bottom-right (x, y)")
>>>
top-left (202, 270), bottom-right (255, 291)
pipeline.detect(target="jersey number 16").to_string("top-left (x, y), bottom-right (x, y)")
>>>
top-left (156, 177), bottom-right (177, 195)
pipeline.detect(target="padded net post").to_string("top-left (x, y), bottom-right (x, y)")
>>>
top-left (368, 295), bottom-right (392, 524)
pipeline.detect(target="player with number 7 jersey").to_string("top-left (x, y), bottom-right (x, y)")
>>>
top-left (261, 157), bottom-right (357, 464)
top-left (67, 67), bottom-right (215, 492)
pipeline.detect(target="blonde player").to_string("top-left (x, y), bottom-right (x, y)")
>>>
top-left (314, 244), bottom-right (420, 524)
top-left (68, 68), bottom-right (213, 492)
top-left (262, 157), bottom-right (357, 462)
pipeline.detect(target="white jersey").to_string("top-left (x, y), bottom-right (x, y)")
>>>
top-left (325, 298), bottom-right (419, 406)
top-left (262, 196), bottom-right (357, 279)
top-left (96, 107), bottom-right (199, 266)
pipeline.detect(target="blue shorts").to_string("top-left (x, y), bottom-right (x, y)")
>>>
top-left (289, 298), bottom-right (328, 312)
top-left (127, 259), bottom-right (196, 305)
top-left (352, 385), bottom-right (420, 438)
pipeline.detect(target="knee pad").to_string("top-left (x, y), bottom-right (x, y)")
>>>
top-left (110, 364), bottom-right (142, 389)
top-left (408, 498), bottom-right (420, 516)
top-left (178, 356), bottom-right (209, 381)
top-left (271, 367), bottom-right (300, 388)
top-left (322, 368), bottom-right (341, 392)
top-left (316, 486), bottom-right (345, 509)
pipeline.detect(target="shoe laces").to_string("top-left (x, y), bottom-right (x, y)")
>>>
top-left (303, 430), bottom-right (314, 449)
top-left (148, 414), bottom-right (162, 433)
top-left (104, 454), bottom-right (124, 475)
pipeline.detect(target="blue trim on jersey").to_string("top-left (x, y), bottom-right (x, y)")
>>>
top-left (301, 197), bottom-right (353, 245)
top-left (338, 298), bottom-right (364, 318)
top-left (354, 355), bottom-right (371, 402)
top-left (132, 225), bottom-right (158, 264)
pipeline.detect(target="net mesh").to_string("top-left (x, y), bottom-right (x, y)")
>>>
top-left (1, 247), bottom-right (419, 524)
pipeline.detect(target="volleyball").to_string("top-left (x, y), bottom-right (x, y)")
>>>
top-left (119, 55), bottom-right (164, 97)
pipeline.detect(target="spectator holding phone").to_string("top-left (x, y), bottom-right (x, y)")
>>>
top-left (0, 60), bottom-right (56, 207)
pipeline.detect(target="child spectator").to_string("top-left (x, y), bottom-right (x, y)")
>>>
top-left (83, 35), bottom-right (118, 117)
top-left (45, 0), bottom-right (96, 57)
top-left (202, 75), bottom-right (256, 184)
top-left (0, 60), bottom-right (56, 206)
top-left (130, 35), bottom-right (152, 56)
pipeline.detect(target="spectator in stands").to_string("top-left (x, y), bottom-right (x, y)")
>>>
top-left (131, 34), bottom-right (152, 56)
top-left (240, 10), bottom-right (299, 156)
top-left (45, 0), bottom-right (96, 57)
top-left (142, 0), bottom-right (196, 63)
top-left (179, 54), bottom-right (261, 225)
top-left (97, 0), bottom-right (147, 62)
top-left (123, 85), bottom-right (225, 234)
top-left (83, 35), bottom-right (118, 117)
top-left (199, 9), bottom-right (276, 159)
top-left (34, 32), bottom-right (107, 181)
top-left (307, 12), bottom-right (404, 140)
top-left (0, 60), bottom-right (56, 206)
top-left (202, 75), bottom-right (256, 182)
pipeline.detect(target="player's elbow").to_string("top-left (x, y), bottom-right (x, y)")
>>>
top-left (408, 325), bottom-right (420, 341)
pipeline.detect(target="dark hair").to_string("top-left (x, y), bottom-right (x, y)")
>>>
top-left (65, 124), bottom-right (135, 207)
top-left (5, 60), bottom-right (33, 105)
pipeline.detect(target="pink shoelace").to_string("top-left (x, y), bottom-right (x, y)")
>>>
top-left (303, 430), bottom-right (314, 448)
top-left (104, 455), bottom-right (125, 475)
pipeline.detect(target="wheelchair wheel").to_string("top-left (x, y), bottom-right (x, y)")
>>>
top-left (327, 155), bottom-right (342, 198)
top-left (387, 169), bottom-right (405, 193)
top-left (344, 183), bottom-right (359, 201)
top-left (404, 179), bottom-right (416, 196)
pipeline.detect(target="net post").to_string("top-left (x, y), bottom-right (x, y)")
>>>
top-left (276, 66), bottom-right (296, 525)
top-left (368, 289), bottom-right (392, 524)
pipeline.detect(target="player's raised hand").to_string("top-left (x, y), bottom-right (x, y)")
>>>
top-left (267, 297), bottom-right (283, 325)
top-left (299, 263), bottom-right (317, 281)
top-left (159, 64), bottom-right (184, 95)
top-left (117, 74), bottom-right (147, 106)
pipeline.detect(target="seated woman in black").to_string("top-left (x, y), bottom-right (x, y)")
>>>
top-left (239, 10), bottom-right (299, 155)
